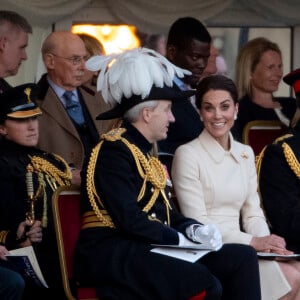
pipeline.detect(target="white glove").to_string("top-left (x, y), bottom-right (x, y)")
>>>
top-left (178, 232), bottom-right (198, 247)
top-left (186, 224), bottom-right (222, 249)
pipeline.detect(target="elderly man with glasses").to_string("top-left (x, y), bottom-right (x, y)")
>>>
top-left (36, 31), bottom-right (106, 185)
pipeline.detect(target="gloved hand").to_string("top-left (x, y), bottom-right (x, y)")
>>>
top-left (178, 232), bottom-right (198, 247)
top-left (186, 224), bottom-right (222, 249)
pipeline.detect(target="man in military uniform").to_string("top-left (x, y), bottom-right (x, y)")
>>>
top-left (258, 68), bottom-right (300, 253)
top-left (0, 83), bottom-right (71, 299)
top-left (74, 48), bottom-right (261, 300)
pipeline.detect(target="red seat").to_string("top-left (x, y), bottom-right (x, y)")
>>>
top-left (242, 120), bottom-right (287, 156)
top-left (52, 185), bottom-right (98, 300)
top-left (52, 185), bottom-right (205, 300)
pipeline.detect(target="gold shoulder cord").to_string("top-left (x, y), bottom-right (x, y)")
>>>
top-left (26, 154), bottom-right (72, 227)
top-left (256, 134), bottom-right (294, 179)
top-left (87, 127), bottom-right (172, 227)
top-left (283, 142), bottom-right (300, 179)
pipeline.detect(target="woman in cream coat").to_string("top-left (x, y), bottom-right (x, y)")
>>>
top-left (172, 75), bottom-right (300, 300)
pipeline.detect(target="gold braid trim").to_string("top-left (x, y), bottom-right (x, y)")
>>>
top-left (120, 138), bottom-right (171, 219)
top-left (26, 154), bottom-right (72, 227)
top-left (256, 133), bottom-right (294, 177)
top-left (29, 154), bottom-right (72, 186)
top-left (0, 230), bottom-right (8, 244)
top-left (86, 141), bottom-right (115, 228)
top-left (283, 142), bottom-right (300, 179)
top-left (256, 137), bottom-right (298, 229)
top-left (86, 127), bottom-right (171, 227)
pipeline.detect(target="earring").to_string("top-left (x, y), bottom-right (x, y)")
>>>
top-left (234, 114), bottom-right (237, 120)
top-left (200, 116), bottom-right (203, 121)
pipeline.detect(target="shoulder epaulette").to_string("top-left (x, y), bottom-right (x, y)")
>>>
top-left (101, 128), bottom-right (126, 142)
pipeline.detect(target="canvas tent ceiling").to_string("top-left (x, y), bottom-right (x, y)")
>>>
top-left (2, 0), bottom-right (300, 31)
top-left (1, 0), bottom-right (300, 86)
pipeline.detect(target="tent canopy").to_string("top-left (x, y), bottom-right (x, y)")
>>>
top-left (1, 0), bottom-right (300, 86)
top-left (2, 0), bottom-right (300, 30)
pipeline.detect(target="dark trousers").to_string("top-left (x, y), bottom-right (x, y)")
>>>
top-left (94, 243), bottom-right (261, 300)
top-left (201, 244), bottom-right (261, 300)
top-left (0, 266), bottom-right (25, 300)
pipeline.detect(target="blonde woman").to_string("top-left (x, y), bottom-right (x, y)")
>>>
top-left (232, 37), bottom-right (296, 141)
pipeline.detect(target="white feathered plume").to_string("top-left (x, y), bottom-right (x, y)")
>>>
top-left (85, 48), bottom-right (191, 105)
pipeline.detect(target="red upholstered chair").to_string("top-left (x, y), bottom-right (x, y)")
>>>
top-left (52, 185), bottom-right (98, 300)
top-left (242, 120), bottom-right (287, 156)
top-left (190, 291), bottom-right (206, 299)
top-left (52, 185), bottom-right (206, 300)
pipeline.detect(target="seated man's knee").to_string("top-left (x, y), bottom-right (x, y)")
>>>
top-left (205, 277), bottom-right (222, 299)
top-left (13, 272), bottom-right (25, 291)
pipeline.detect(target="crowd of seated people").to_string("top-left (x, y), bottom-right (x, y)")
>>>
top-left (73, 46), bottom-right (261, 300)
top-left (1, 7), bottom-right (300, 300)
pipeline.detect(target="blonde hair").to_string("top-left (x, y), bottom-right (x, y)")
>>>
top-left (235, 37), bottom-right (281, 99)
top-left (77, 33), bottom-right (105, 56)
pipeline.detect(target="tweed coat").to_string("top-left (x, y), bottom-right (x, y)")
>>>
top-left (172, 129), bottom-right (291, 300)
top-left (36, 74), bottom-right (115, 169)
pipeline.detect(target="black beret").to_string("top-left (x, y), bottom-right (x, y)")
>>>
top-left (0, 83), bottom-right (42, 123)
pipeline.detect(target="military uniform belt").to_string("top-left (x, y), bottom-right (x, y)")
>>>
top-left (81, 211), bottom-right (113, 229)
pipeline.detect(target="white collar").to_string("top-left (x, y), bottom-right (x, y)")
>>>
top-left (198, 129), bottom-right (244, 164)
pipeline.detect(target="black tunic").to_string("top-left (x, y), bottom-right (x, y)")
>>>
top-left (74, 122), bottom-right (261, 300)
top-left (0, 139), bottom-right (71, 295)
top-left (232, 94), bottom-right (296, 141)
top-left (258, 122), bottom-right (300, 252)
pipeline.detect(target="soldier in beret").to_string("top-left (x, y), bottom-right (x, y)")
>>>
top-left (74, 48), bottom-right (261, 300)
top-left (0, 83), bottom-right (72, 299)
top-left (258, 68), bottom-right (300, 255)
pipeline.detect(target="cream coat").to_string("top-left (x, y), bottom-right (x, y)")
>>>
top-left (172, 129), bottom-right (290, 300)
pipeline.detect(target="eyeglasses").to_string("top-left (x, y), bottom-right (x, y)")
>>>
top-left (50, 53), bottom-right (88, 66)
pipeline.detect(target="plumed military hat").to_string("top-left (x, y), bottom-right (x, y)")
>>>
top-left (0, 83), bottom-right (42, 123)
top-left (85, 47), bottom-right (195, 120)
top-left (283, 68), bottom-right (300, 97)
